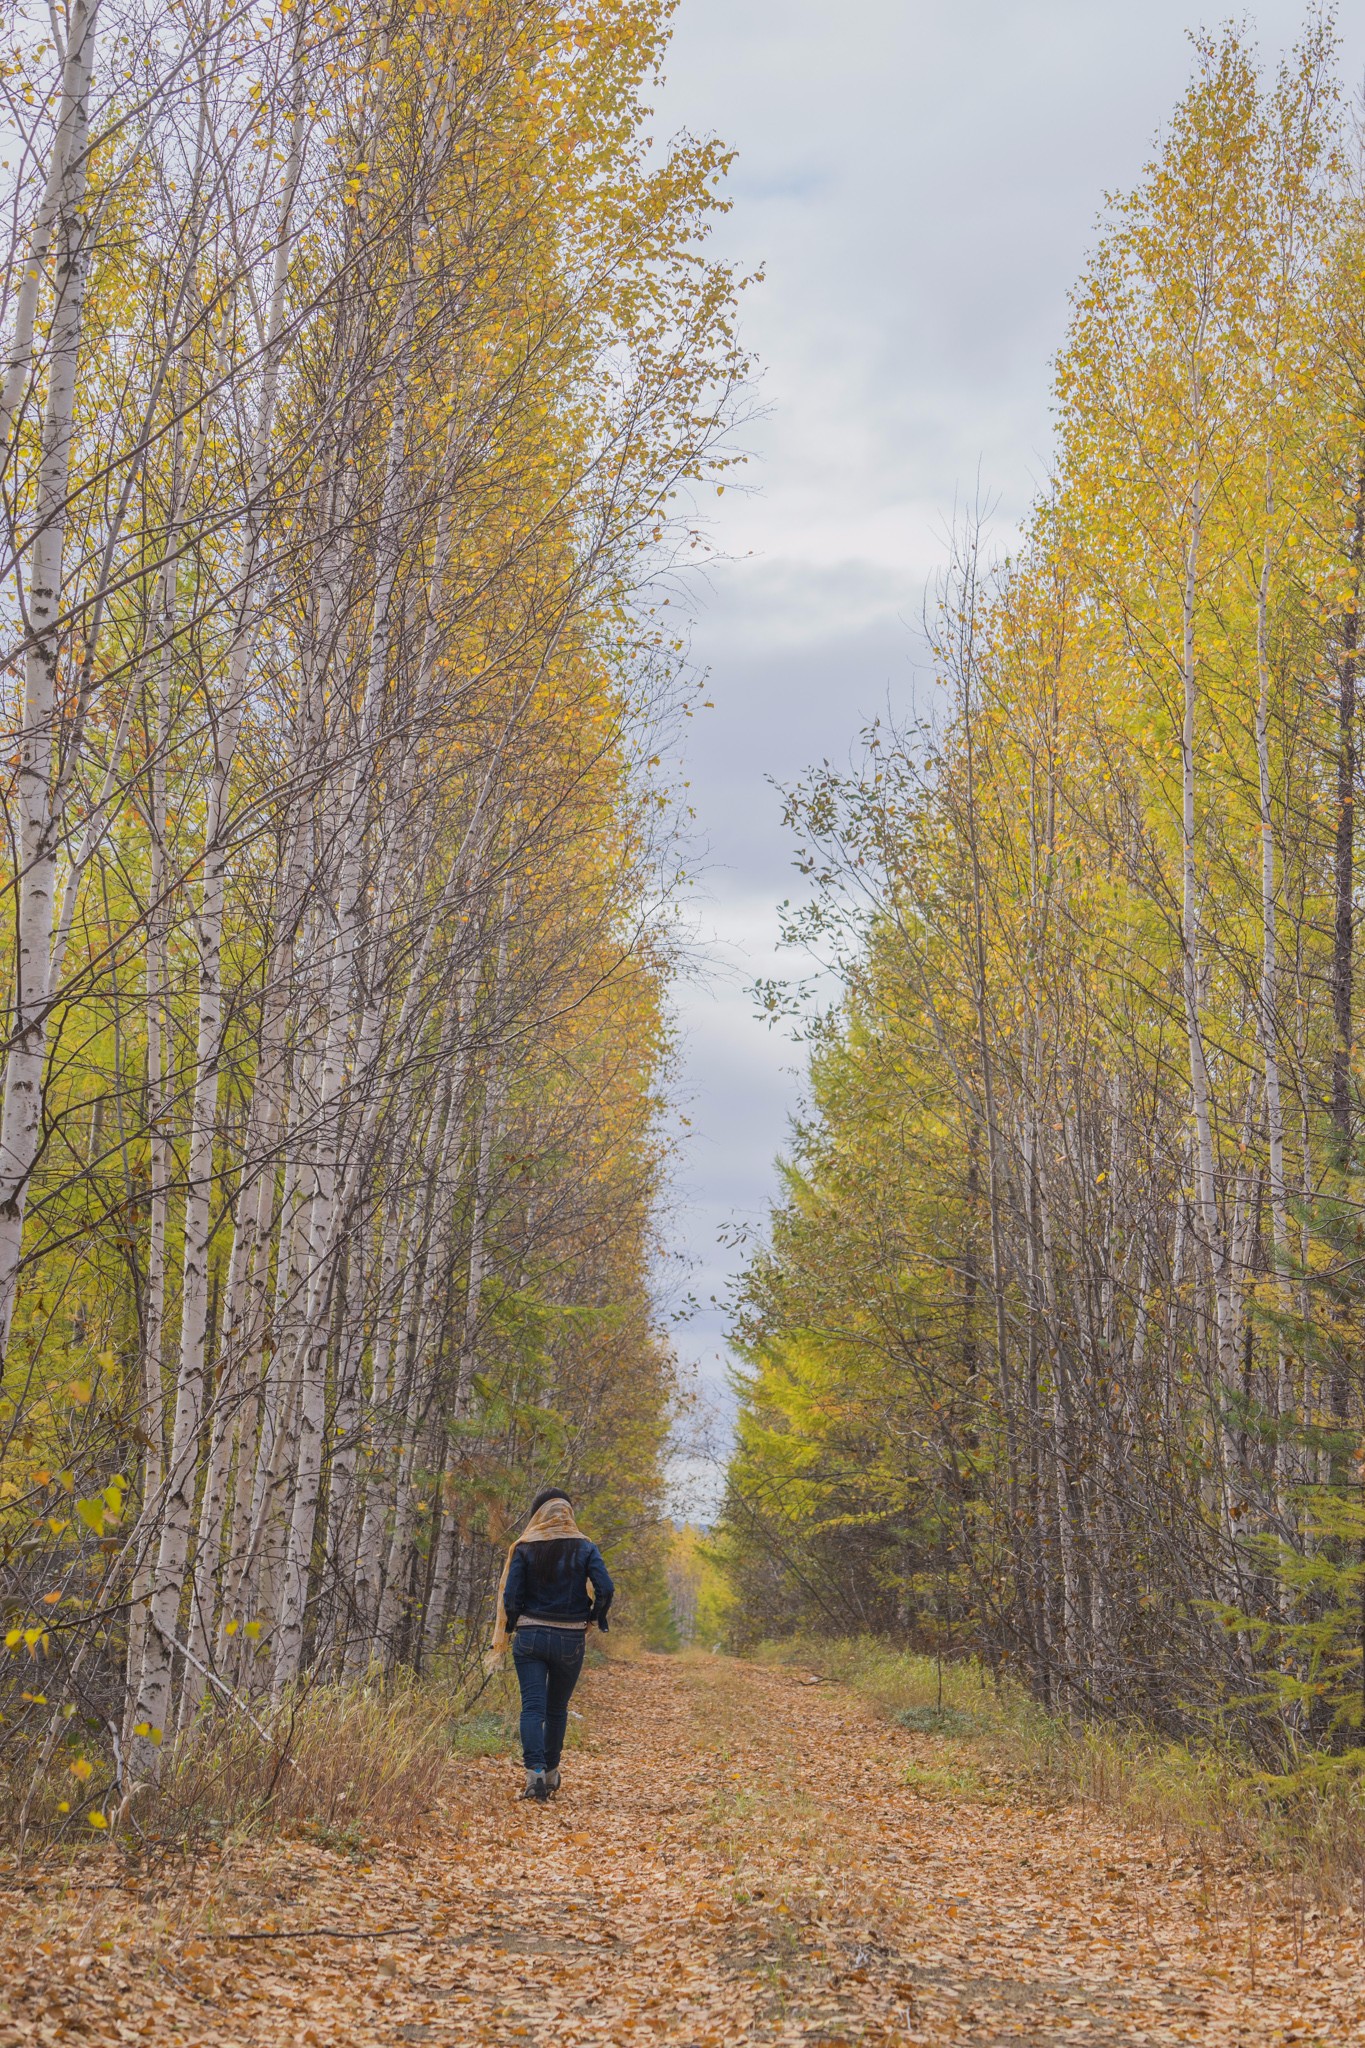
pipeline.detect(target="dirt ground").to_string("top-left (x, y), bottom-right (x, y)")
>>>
top-left (3, 1652), bottom-right (1364, 2044)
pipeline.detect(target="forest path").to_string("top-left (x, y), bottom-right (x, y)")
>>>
top-left (5, 1652), bottom-right (1365, 2045)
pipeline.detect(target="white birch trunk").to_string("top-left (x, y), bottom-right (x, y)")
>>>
top-left (1178, 486), bottom-right (1234, 1393)
top-left (0, 0), bottom-right (100, 1363)
top-left (1255, 540), bottom-right (1294, 1511)
top-left (346, 1192), bottom-right (405, 1674)
top-left (124, 464), bottom-right (183, 1727)
top-left (0, 0), bottom-right (99, 467)
top-left (371, 1080), bottom-right (456, 1666)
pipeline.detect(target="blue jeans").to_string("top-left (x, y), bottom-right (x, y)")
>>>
top-left (512, 1626), bottom-right (585, 1773)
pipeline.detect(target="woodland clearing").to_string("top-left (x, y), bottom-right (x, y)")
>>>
top-left (3, 1653), bottom-right (1364, 2046)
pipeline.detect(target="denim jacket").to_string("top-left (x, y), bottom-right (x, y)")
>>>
top-left (504, 1536), bottom-right (614, 1631)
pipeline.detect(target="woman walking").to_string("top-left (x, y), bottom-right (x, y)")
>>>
top-left (491, 1488), bottom-right (614, 1801)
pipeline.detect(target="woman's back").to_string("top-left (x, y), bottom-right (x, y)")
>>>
top-left (505, 1532), bottom-right (612, 1629)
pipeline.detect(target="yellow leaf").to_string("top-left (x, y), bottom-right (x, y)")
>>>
top-left (70, 1758), bottom-right (93, 1781)
top-left (87, 1810), bottom-right (108, 1830)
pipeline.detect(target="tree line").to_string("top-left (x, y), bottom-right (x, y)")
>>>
top-left (721, 26), bottom-right (1365, 1753)
top-left (0, 0), bottom-right (744, 1826)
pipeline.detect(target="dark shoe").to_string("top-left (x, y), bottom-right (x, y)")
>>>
top-left (545, 1767), bottom-right (561, 1797)
top-left (520, 1770), bottom-right (548, 1801)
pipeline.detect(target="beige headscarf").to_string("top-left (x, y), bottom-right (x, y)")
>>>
top-left (488, 1496), bottom-right (588, 1659)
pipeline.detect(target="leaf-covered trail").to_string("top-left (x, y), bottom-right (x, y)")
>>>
top-left (5, 1653), bottom-right (1365, 2045)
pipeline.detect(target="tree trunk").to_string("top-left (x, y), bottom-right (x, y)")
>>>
top-left (0, 0), bottom-right (100, 1366)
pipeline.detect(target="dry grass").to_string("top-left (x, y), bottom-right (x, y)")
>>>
top-left (756, 1635), bottom-right (1365, 1908)
top-left (143, 1675), bottom-right (516, 1847)
top-left (1, 1665), bottom-right (524, 1860)
top-left (1, 1637), bottom-right (632, 1859)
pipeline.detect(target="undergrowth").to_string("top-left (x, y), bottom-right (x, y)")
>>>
top-left (0, 1665), bottom-right (525, 1862)
top-left (1, 1630), bottom-right (630, 1867)
top-left (756, 1635), bottom-right (1365, 1907)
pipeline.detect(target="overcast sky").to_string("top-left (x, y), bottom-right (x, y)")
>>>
top-left (651, 0), bottom-right (1365, 1511)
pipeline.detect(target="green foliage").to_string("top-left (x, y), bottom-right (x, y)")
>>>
top-left (714, 966), bottom-right (994, 1655)
top-left (1209, 1480), bottom-right (1365, 1760)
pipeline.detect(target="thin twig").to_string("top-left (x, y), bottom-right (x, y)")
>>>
top-left (201, 1923), bottom-right (426, 1942)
